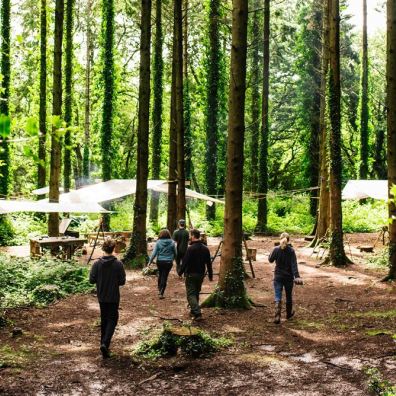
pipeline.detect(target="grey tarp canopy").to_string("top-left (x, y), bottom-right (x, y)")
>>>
top-left (0, 200), bottom-right (109, 214)
top-left (35, 179), bottom-right (225, 205)
top-left (342, 180), bottom-right (388, 200)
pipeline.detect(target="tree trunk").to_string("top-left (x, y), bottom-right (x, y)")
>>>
top-left (124, 0), bottom-right (152, 267)
top-left (48, 0), bottom-right (64, 237)
top-left (0, 0), bottom-right (11, 197)
top-left (149, 0), bottom-right (164, 226)
top-left (37, 0), bottom-right (47, 199)
top-left (183, 0), bottom-right (192, 184)
top-left (312, 0), bottom-right (330, 244)
top-left (386, 0), bottom-right (396, 280)
top-left (202, 0), bottom-right (250, 309)
top-left (167, 1), bottom-right (179, 233)
top-left (83, 0), bottom-right (93, 182)
top-left (372, 103), bottom-right (387, 179)
top-left (256, 0), bottom-right (270, 233)
top-left (326, 0), bottom-right (350, 266)
top-left (359, 0), bottom-right (369, 179)
top-left (249, 0), bottom-right (260, 193)
top-left (63, 0), bottom-right (74, 193)
top-left (175, 0), bottom-right (185, 222)
top-left (100, 0), bottom-right (115, 231)
top-left (205, 0), bottom-right (221, 221)
top-left (307, 2), bottom-right (322, 218)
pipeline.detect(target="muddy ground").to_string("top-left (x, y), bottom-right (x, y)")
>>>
top-left (0, 233), bottom-right (395, 395)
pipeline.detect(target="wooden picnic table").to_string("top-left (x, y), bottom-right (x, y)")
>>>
top-left (30, 236), bottom-right (87, 259)
top-left (86, 231), bottom-right (132, 245)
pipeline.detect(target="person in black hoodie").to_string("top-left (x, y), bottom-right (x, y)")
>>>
top-left (268, 232), bottom-right (303, 324)
top-left (178, 229), bottom-right (213, 320)
top-left (89, 238), bottom-right (126, 358)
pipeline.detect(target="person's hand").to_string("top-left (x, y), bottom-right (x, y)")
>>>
top-left (294, 278), bottom-right (304, 285)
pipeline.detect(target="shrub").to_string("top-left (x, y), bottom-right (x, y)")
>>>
top-left (0, 255), bottom-right (94, 310)
top-left (366, 367), bottom-right (396, 396)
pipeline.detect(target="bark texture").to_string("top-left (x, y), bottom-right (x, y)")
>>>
top-left (386, 0), bottom-right (396, 280)
top-left (256, 0), bottom-right (270, 233)
top-left (48, 0), bottom-right (64, 237)
top-left (202, 0), bottom-right (250, 309)
top-left (124, 0), bottom-right (152, 266)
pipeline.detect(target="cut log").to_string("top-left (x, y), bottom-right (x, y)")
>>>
top-left (357, 245), bottom-right (374, 253)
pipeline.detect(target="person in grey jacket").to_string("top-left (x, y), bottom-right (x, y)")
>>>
top-left (148, 229), bottom-right (177, 299)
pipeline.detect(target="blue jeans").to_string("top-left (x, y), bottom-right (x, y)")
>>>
top-left (273, 279), bottom-right (294, 304)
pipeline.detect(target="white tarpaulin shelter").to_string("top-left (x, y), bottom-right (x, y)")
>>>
top-left (0, 199), bottom-right (110, 214)
top-left (35, 179), bottom-right (225, 205)
top-left (342, 180), bottom-right (388, 200)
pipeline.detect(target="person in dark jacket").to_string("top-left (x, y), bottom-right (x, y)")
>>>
top-left (148, 229), bottom-right (177, 299)
top-left (178, 229), bottom-right (213, 320)
top-left (172, 219), bottom-right (190, 275)
top-left (269, 232), bottom-right (303, 324)
top-left (89, 238), bottom-right (126, 358)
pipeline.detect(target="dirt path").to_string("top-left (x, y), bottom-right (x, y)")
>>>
top-left (1, 234), bottom-right (395, 395)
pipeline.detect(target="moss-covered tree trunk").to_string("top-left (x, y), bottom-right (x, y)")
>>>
top-left (175, 0), bottom-right (186, 222)
top-left (256, 0), bottom-right (270, 233)
top-left (63, 0), bottom-right (74, 193)
top-left (0, 0), bottom-right (11, 197)
top-left (37, 0), bottom-right (47, 198)
top-left (83, 0), bottom-right (93, 181)
top-left (311, 0), bottom-right (330, 246)
top-left (48, 0), bottom-right (64, 237)
top-left (124, 0), bottom-right (152, 267)
top-left (307, 2), bottom-right (322, 219)
top-left (386, 0), bottom-right (396, 280)
top-left (167, 0), bottom-right (179, 233)
top-left (249, 0), bottom-right (260, 193)
top-left (372, 103), bottom-right (387, 179)
top-left (100, 0), bottom-right (114, 231)
top-left (359, 0), bottom-right (369, 180)
top-left (204, 0), bottom-right (221, 221)
top-left (183, 0), bottom-right (192, 184)
top-left (326, 0), bottom-right (350, 266)
top-left (149, 0), bottom-right (164, 227)
top-left (202, 0), bottom-right (250, 309)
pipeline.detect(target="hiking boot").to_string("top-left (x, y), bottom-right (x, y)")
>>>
top-left (273, 302), bottom-right (281, 324)
top-left (100, 344), bottom-right (110, 359)
top-left (286, 303), bottom-right (294, 320)
top-left (159, 294), bottom-right (165, 299)
top-left (192, 313), bottom-right (203, 321)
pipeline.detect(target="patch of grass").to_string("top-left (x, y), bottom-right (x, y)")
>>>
top-left (292, 320), bottom-right (325, 330)
top-left (0, 345), bottom-right (36, 369)
top-left (366, 329), bottom-right (395, 337)
top-left (365, 367), bottom-right (396, 396)
top-left (367, 247), bottom-right (390, 269)
top-left (353, 310), bottom-right (396, 319)
top-left (135, 324), bottom-right (232, 359)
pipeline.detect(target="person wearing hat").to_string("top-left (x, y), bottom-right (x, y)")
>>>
top-left (172, 219), bottom-right (190, 275)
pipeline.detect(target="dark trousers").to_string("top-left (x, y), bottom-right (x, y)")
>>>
top-left (273, 279), bottom-right (294, 304)
top-left (99, 302), bottom-right (119, 348)
top-left (175, 252), bottom-right (185, 274)
top-left (186, 274), bottom-right (204, 316)
top-left (157, 261), bottom-right (173, 295)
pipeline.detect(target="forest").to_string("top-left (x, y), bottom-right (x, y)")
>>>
top-left (0, 0), bottom-right (396, 394)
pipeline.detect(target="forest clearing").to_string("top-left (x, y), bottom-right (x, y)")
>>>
top-left (0, 234), bottom-right (395, 395)
top-left (1, 0), bottom-right (396, 394)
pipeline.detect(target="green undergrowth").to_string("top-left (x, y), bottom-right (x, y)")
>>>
top-left (365, 329), bottom-right (396, 338)
top-left (368, 247), bottom-right (391, 269)
top-left (366, 367), bottom-right (396, 396)
top-left (352, 310), bottom-right (396, 319)
top-left (0, 254), bottom-right (94, 310)
top-left (135, 324), bottom-right (232, 359)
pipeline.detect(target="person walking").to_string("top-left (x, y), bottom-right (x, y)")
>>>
top-left (172, 219), bottom-right (190, 275)
top-left (178, 229), bottom-right (213, 320)
top-left (89, 238), bottom-right (126, 358)
top-left (148, 229), bottom-right (177, 299)
top-left (268, 232), bottom-right (303, 324)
